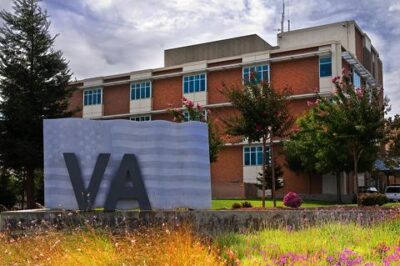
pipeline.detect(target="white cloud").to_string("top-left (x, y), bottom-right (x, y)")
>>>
top-left (1, 0), bottom-right (400, 116)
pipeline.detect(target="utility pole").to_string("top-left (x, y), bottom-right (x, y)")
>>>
top-left (281, 0), bottom-right (285, 33)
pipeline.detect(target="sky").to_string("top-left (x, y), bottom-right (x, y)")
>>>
top-left (0, 0), bottom-right (399, 115)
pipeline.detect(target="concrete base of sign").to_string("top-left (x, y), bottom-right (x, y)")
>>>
top-left (1, 207), bottom-right (399, 235)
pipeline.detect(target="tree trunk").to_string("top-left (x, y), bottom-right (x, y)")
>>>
top-left (21, 176), bottom-right (25, 210)
top-left (261, 137), bottom-right (267, 208)
top-left (270, 131), bottom-right (276, 208)
top-left (336, 171), bottom-right (342, 204)
top-left (26, 168), bottom-right (35, 209)
top-left (353, 152), bottom-right (359, 197)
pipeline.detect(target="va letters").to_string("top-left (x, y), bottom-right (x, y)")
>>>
top-left (63, 153), bottom-right (151, 211)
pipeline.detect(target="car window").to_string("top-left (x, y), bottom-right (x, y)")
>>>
top-left (386, 187), bottom-right (400, 193)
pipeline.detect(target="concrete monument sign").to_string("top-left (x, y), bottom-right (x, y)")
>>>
top-left (43, 118), bottom-right (211, 210)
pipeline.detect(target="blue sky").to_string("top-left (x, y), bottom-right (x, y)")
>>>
top-left (0, 0), bottom-right (399, 115)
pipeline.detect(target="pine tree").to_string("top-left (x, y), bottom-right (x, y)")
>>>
top-left (0, 167), bottom-right (17, 209)
top-left (0, 0), bottom-right (72, 209)
top-left (255, 162), bottom-right (284, 191)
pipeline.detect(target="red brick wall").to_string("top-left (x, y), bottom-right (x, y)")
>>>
top-left (271, 57), bottom-right (319, 95)
top-left (274, 145), bottom-right (322, 195)
top-left (152, 113), bottom-right (173, 121)
top-left (211, 145), bottom-right (244, 198)
top-left (288, 98), bottom-right (315, 120)
top-left (103, 84), bottom-right (130, 116)
top-left (208, 107), bottom-right (241, 143)
top-left (68, 88), bottom-right (83, 117)
top-left (208, 68), bottom-right (242, 104)
top-left (153, 76), bottom-right (182, 110)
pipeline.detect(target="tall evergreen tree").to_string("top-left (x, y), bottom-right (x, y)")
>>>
top-left (0, 0), bottom-right (72, 209)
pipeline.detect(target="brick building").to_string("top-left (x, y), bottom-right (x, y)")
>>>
top-left (68, 21), bottom-right (383, 201)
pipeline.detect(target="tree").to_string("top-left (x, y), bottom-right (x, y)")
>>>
top-left (222, 78), bottom-right (293, 208)
top-left (255, 161), bottom-right (284, 192)
top-left (0, 167), bottom-right (17, 208)
top-left (287, 71), bottom-right (387, 197)
top-left (383, 115), bottom-right (400, 169)
top-left (318, 72), bottom-right (387, 195)
top-left (169, 97), bottom-right (224, 163)
top-left (0, 0), bottom-right (72, 208)
top-left (285, 107), bottom-right (351, 203)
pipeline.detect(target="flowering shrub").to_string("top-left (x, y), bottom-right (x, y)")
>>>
top-left (168, 97), bottom-right (224, 163)
top-left (283, 192), bottom-right (303, 208)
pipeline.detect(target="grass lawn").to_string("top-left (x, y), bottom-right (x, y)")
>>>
top-left (212, 199), bottom-right (400, 209)
top-left (216, 220), bottom-right (400, 265)
top-left (2, 220), bottom-right (400, 265)
top-left (211, 199), bottom-right (344, 209)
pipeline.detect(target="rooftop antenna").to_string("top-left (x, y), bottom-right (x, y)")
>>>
top-left (280, 0), bottom-right (285, 33)
top-left (287, 0), bottom-right (291, 31)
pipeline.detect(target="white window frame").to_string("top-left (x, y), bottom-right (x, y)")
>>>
top-left (183, 110), bottom-right (208, 122)
top-left (242, 64), bottom-right (270, 84)
top-left (130, 80), bottom-right (152, 101)
top-left (83, 87), bottom-right (103, 106)
top-left (319, 56), bottom-right (332, 78)
top-left (129, 115), bottom-right (151, 121)
top-left (243, 145), bottom-right (271, 166)
top-left (182, 73), bottom-right (207, 94)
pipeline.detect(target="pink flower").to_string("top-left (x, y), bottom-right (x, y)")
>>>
top-left (356, 88), bottom-right (364, 99)
top-left (196, 103), bottom-right (202, 111)
top-left (186, 100), bottom-right (194, 108)
top-left (182, 96), bottom-right (187, 102)
top-left (307, 101), bottom-right (315, 107)
top-left (342, 67), bottom-right (350, 76)
top-left (331, 76), bottom-right (340, 84)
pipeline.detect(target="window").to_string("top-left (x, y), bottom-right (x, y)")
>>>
top-left (243, 65), bottom-right (269, 84)
top-left (83, 88), bottom-right (102, 106)
top-left (183, 73), bottom-right (206, 93)
top-left (319, 57), bottom-right (332, 77)
top-left (353, 70), bottom-right (362, 89)
top-left (131, 81), bottom-right (151, 100)
top-left (130, 115), bottom-right (151, 121)
top-left (183, 110), bottom-right (207, 122)
top-left (243, 146), bottom-right (270, 166)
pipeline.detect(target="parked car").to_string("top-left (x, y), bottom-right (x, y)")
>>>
top-left (358, 186), bottom-right (378, 193)
top-left (385, 186), bottom-right (400, 202)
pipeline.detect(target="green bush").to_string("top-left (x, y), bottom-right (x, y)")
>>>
top-left (231, 202), bottom-right (242, 209)
top-left (241, 201), bottom-right (253, 208)
top-left (357, 193), bottom-right (388, 206)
